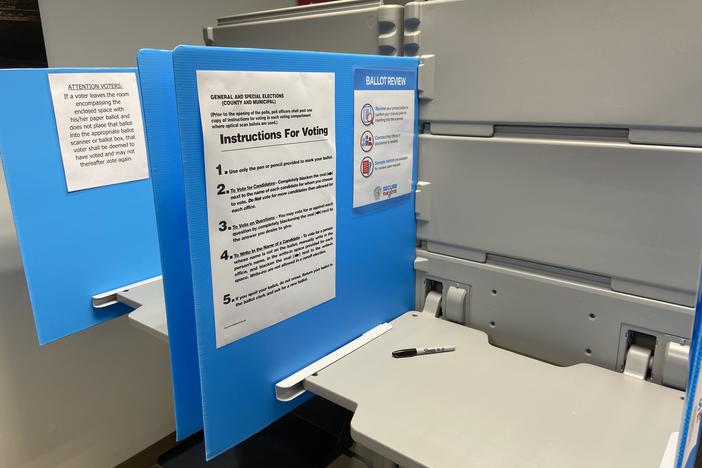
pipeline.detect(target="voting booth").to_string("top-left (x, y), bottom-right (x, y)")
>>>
top-left (1, 1), bottom-right (702, 467)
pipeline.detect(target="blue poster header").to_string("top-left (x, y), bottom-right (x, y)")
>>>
top-left (354, 67), bottom-right (417, 91)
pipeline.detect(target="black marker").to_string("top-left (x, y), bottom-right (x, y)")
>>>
top-left (392, 345), bottom-right (455, 358)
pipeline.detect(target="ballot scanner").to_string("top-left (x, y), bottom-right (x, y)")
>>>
top-left (207, 0), bottom-right (700, 378)
top-left (204, 1), bottom-right (702, 466)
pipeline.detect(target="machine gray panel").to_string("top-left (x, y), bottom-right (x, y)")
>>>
top-left (306, 311), bottom-right (684, 468)
top-left (206, 0), bottom-right (403, 56)
top-left (407, 0), bottom-right (702, 144)
top-left (415, 249), bottom-right (694, 373)
top-left (417, 134), bottom-right (702, 305)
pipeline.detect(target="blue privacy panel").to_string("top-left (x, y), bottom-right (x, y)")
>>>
top-left (679, 269), bottom-right (702, 468)
top-left (0, 68), bottom-right (160, 344)
top-left (172, 45), bottom-right (418, 458)
top-left (136, 50), bottom-right (203, 439)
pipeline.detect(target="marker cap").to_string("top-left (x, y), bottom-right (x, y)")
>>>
top-left (392, 348), bottom-right (417, 358)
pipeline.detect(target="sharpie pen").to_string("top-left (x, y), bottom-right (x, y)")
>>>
top-left (392, 345), bottom-right (455, 358)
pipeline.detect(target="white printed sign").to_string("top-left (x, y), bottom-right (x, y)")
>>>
top-left (48, 73), bottom-right (149, 192)
top-left (353, 68), bottom-right (415, 207)
top-left (196, 70), bottom-right (336, 348)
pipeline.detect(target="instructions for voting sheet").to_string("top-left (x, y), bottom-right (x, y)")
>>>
top-left (48, 73), bottom-right (149, 192)
top-left (196, 71), bottom-right (336, 348)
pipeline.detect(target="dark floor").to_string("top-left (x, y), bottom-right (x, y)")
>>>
top-left (0, 0), bottom-right (47, 68)
top-left (157, 397), bottom-right (354, 468)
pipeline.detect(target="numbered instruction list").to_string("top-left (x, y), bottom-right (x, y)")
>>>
top-left (196, 70), bottom-right (336, 347)
top-left (48, 72), bottom-right (149, 192)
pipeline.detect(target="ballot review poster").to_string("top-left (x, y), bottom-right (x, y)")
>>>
top-left (196, 71), bottom-right (337, 348)
top-left (353, 68), bottom-right (416, 207)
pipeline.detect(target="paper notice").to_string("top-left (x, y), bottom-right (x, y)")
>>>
top-left (353, 68), bottom-right (416, 208)
top-left (48, 72), bottom-right (149, 192)
top-left (196, 70), bottom-right (336, 348)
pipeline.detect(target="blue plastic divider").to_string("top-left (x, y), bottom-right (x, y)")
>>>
top-left (136, 50), bottom-right (203, 440)
top-left (678, 268), bottom-right (702, 467)
top-left (0, 68), bottom-right (161, 344)
top-left (171, 45), bottom-right (418, 458)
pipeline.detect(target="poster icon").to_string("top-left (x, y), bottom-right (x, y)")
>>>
top-left (361, 103), bottom-right (374, 125)
top-left (360, 156), bottom-right (374, 178)
top-left (360, 130), bottom-right (374, 152)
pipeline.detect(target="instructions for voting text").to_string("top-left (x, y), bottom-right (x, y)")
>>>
top-left (196, 70), bottom-right (336, 348)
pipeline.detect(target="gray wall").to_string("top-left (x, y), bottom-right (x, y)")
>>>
top-left (0, 163), bottom-right (174, 468)
top-left (38, 0), bottom-right (293, 67)
top-left (0, 1), bottom-right (292, 466)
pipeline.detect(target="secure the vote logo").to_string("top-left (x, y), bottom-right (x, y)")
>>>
top-left (382, 183), bottom-right (398, 197)
top-left (360, 156), bottom-right (374, 178)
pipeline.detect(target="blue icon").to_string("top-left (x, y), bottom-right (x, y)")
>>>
top-left (360, 130), bottom-right (374, 152)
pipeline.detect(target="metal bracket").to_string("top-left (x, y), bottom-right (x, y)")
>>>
top-left (92, 276), bottom-right (168, 342)
top-left (92, 275), bottom-right (162, 308)
top-left (275, 323), bottom-right (393, 402)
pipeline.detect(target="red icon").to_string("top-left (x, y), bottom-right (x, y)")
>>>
top-left (360, 156), bottom-right (374, 178)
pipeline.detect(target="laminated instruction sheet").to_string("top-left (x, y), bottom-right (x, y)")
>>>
top-left (196, 71), bottom-right (336, 348)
